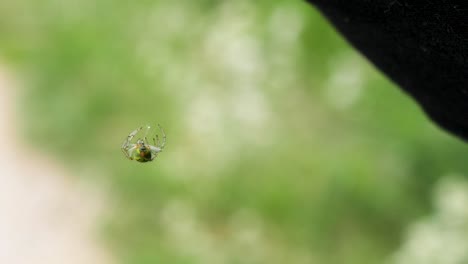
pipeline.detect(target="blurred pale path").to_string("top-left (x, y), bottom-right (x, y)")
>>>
top-left (0, 66), bottom-right (113, 264)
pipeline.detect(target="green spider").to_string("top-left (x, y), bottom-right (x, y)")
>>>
top-left (121, 124), bottom-right (166, 162)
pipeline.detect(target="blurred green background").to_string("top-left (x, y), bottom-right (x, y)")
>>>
top-left (2, 0), bottom-right (468, 263)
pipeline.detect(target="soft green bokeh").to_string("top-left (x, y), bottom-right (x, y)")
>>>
top-left (2, 0), bottom-right (468, 263)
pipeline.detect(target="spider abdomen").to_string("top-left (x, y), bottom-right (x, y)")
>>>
top-left (134, 148), bottom-right (153, 162)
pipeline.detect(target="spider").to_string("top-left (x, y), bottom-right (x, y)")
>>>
top-left (121, 124), bottom-right (166, 162)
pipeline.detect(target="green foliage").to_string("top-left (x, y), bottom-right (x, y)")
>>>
top-left (2, 0), bottom-right (468, 263)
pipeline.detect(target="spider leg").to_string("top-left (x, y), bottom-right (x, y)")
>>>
top-left (122, 144), bottom-right (137, 160)
top-left (122, 127), bottom-right (142, 158)
top-left (122, 127), bottom-right (142, 147)
top-left (155, 135), bottom-right (160, 147)
top-left (143, 125), bottom-right (151, 145)
top-left (157, 124), bottom-right (166, 149)
top-left (149, 145), bottom-right (162, 160)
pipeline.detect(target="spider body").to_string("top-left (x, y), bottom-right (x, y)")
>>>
top-left (121, 125), bottom-right (166, 162)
